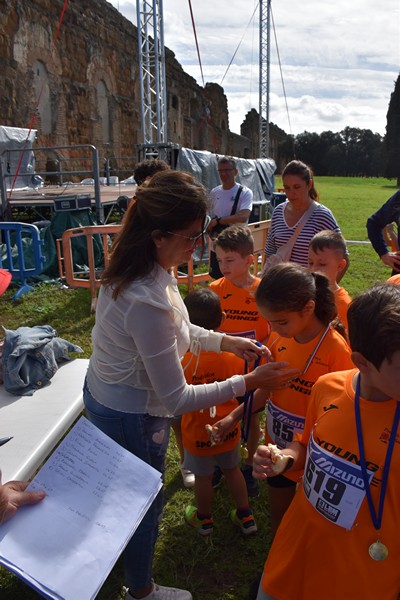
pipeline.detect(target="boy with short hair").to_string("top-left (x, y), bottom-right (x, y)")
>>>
top-left (308, 229), bottom-right (352, 330)
top-left (210, 225), bottom-right (270, 496)
top-left (133, 158), bottom-right (170, 186)
top-left (181, 288), bottom-right (257, 537)
top-left (253, 283), bottom-right (400, 600)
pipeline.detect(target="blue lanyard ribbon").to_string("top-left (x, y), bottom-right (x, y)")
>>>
top-left (241, 343), bottom-right (262, 445)
top-left (354, 373), bottom-right (400, 531)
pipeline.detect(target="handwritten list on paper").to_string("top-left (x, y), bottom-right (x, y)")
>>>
top-left (0, 416), bottom-right (163, 600)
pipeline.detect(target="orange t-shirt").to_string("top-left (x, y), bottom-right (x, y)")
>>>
top-left (335, 285), bottom-right (352, 331)
top-left (265, 326), bottom-right (353, 481)
top-left (181, 350), bottom-right (244, 456)
top-left (209, 276), bottom-right (270, 342)
top-left (262, 369), bottom-right (400, 600)
top-left (387, 273), bottom-right (400, 285)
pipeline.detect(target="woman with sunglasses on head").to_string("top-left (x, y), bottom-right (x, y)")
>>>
top-left (83, 170), bottom-right (299, 600)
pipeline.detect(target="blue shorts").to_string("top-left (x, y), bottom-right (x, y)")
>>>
top-left (184, 443), bottom-right (240, 476)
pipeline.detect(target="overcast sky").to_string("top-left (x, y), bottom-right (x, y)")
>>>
top-left (108, 0), bottom-right (399, 137)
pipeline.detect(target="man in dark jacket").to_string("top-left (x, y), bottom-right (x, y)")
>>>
top-left (366, 190), bottom-right (400, 274)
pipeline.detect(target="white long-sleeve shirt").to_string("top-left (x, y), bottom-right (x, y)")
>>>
top-left (86, 263), bottom-right (245, 416)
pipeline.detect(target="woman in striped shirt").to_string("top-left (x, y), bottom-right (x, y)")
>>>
top-left (265, 160), bottom-right (344, 267)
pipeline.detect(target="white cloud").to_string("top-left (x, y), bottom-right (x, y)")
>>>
top-left (107, 0), bottom-right (400, 136)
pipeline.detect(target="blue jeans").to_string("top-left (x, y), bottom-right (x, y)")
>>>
top-left (83, 379), bottom-right (170, 591)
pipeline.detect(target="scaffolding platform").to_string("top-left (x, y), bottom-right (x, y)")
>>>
top-left (4, 183), bottom-right (137, 221)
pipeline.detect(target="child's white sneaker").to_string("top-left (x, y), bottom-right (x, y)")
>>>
top-left (180, 463), bottom-right (195, 488)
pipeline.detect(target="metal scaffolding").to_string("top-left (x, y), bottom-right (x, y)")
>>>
top-left (136, 0), bottom-right (168, 149)
top-left (259, 0), bottom-right (271, 158)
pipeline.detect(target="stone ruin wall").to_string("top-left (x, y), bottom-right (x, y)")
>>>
top-left (0, 0), bottom-right (275, 176)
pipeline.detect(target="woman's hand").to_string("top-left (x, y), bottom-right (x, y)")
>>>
top-left (244, 362), bottom-right (300, 391)
top-left (220, 335), bottom-right (272, 362)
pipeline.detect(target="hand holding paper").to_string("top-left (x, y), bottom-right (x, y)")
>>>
top-left (0, 417), bottom-right (162, 600)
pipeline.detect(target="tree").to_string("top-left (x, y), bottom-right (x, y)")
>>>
top-left (319, 131), bottom-right (344, 175)
top-left (340, 127), bottom-right (382, 176)
top-left (292, 131), bottom-right (323, 173)
top-left (384, 74), bottom-right (400, 185)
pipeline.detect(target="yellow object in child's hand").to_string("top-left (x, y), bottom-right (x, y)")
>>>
top-left (205, 424), bottom-right (218, 446)
top-left (267, 443), bottom-right (294, 474)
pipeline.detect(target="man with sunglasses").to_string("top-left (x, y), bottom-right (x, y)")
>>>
top-left (208, 156), bottom-right (253, 279)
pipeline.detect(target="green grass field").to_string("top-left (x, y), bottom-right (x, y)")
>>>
top-left (0, 176), bottom-right (398, 600)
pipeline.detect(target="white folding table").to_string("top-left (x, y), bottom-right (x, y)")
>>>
top-left (0, 358), bottom-right (89, 482)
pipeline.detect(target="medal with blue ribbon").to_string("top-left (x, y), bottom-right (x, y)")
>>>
top-left (354, 373), bottom-right (400, 561)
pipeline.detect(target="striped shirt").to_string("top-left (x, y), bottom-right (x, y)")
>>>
top-left (264, 201), bottom-right (342, 267)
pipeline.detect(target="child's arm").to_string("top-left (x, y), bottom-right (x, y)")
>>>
top-left (252, 441), bottom-right (307, 479)
top-left (211, 388), bottom-right (269, 444)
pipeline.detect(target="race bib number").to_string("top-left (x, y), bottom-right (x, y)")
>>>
top-left (267, 399), bottom-right (305, 448)
top-left (303, 434), bottom-right (373, 530)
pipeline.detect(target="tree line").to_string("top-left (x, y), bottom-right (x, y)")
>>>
top-left (276, 74), bottom-right (400, 182)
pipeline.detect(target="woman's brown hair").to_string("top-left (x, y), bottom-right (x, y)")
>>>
top-left (282, 160), bottom-right (319, 201)
top-left (102, 170), bottom-right (209, 298)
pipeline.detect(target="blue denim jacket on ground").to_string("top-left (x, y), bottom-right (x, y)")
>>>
top-left (2, 325), bottom-right (83, 396)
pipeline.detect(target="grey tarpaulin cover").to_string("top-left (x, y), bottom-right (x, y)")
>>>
top-left (176, 147), bottom-right (276, 201)
top-left (0, 126), bottom-right (37, 190)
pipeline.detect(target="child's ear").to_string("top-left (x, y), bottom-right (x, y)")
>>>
top-left (220, 311), bottom-right (227, 325)
top-left (337, 258), bottom-right (347, 275)
top-left (351, 351), bottom-right (370, 374)
top-left (303, 299), bottom-right (315, 315)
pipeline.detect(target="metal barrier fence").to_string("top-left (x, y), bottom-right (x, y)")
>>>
top-left (56, 224), bottom-right (121, 311)
top-left (0, 222), bottom-right (45, 299)
top-left (56, 220), bottom-right (271, 311)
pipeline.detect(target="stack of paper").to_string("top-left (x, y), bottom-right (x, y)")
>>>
top-left (0, 416), bottom-right (163, 600)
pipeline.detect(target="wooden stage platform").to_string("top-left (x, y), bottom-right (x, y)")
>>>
top-left (3, 183), bottom-right (137, 222)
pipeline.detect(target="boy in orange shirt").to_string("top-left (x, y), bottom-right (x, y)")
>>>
top-left (253, 283), bottom-right (400, 600)
top-left (181, 288), bottom-right (257, 537)
top-left (210, 225), bottom-right (270, 497)
top-left (308, 229), bottom-right (352, 331)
